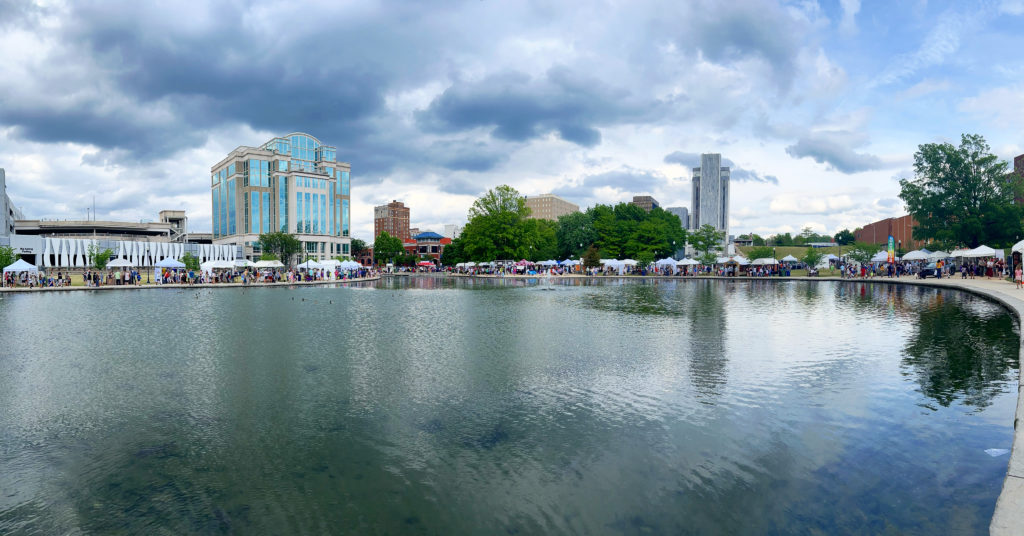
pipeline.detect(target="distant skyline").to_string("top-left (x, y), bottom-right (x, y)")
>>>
top-left (0, 0), bottom-right (1021, 240)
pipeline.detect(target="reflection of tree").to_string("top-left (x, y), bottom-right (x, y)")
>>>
top-left (688, 282), bottom-right (728, 398)
top-left (902, 295), bottom-right (1019, 408)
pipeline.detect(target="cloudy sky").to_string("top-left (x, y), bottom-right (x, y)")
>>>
top-left (1, 0), bottom-right (1022, 239)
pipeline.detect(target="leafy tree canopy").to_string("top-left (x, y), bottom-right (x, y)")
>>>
top-left (258, 232), bottom-right (303, 265)
top-left (834, 229), bottom-right (855, 245)
top-left (180, 252), bottom-right (200, 271)
top-left (0, 245), bottom-right (19, 270)
top-left (689, 224), bottom-right (725, 257)
top-left (899, 133), bottom-right (1022, 248)
top-left (373, 231), bottom-right (405, 264)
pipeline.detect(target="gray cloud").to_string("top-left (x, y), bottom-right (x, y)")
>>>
top-left (729, 168), bottom-right (779, 184)
top-left (417, 66), bottom-right (662, 147)
top-left (785, 133), bottom-right (883, 174)
top-left (664, 151), bottom-right (701, 166)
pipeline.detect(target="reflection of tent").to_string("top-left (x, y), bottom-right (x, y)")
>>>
top-left (3, 259), bottom-right (38, 274)
top-left (780, 255), bottom-right (799, 263)
top-left (107, 258), bottom-right (134, 268)
top-left (254, 259), bottom-right (284, 268)
top-left (902, 250), bottom-right (929, 261)
top-left (155, 257), bottom-right (186, 268)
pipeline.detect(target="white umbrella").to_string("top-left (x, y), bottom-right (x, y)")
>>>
top-left (254, 259), bottom-right (284, 268)
top-left (902, 250), bottom-right (929, 261)
top-left (107, 258), bottom-right (134, 268)
top-left (3, 259), bottom-right (38, 273)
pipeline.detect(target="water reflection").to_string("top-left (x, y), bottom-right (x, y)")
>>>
top-left (689, 281), bottom-right (728, 399)
top-left (902, 291), bottom-right (1019, 408)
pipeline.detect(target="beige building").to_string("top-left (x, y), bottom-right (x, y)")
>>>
top-left (211, 132), bottom-right (351, 261)
top-left (524, 193), bottom-right (579, 221)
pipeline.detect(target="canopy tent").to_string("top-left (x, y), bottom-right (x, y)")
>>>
top-left (902, 250), bottom-right (929, 261)
top-left (478, 261), bottom-right (494, 267)
top-left (254, 259), bottom-right (284, 268)
top-left (928, 251), bottom-right (951, 260)
top-left (780, 255), bottom-right (799, 263)
top-left (200, 259), bottom-right (234, 274)
top-left (751, 257), bottom-right (778, 265)
top-left (318, 259), bottom-right (342, 268)
top-left (870, 251), bottom-right (890, 263)
top-left (106, 258), bottom-right (134, 268)
top-left (655, 257), bottom-right (677, 266)
top-left (822, 253), bottom-right (840, 261)
top-left (155, 257), bottom-right (186, 268)
top-left (559, 259), bottom-right (580, 266)
top-left (3, 259), bottom-right (38, 274)
top-left (234, 259), bottom-right (257, 267)
top-left (949, 249), bottom-right (971, 258)
top-left (964, 245), bottom-right (997, 258)
top-left (620, 259), bottom-right (638, 266)
top-left (677, 258), bottom-right (700, 266)
top-left (340, 260), bottom-right (362, 270)
top-left (416, 261), bottom-right (435, 267)
top-left (296, 260), bottom-right (324, 270)
top-left (538, 260), bottom-right (559, 266)
top-left (514, 259), bottom-right (533, 266)
top-left (464, 261), bottom-right (477, 267)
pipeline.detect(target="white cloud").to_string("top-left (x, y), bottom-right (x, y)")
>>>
top-left (1001, 0), bottom-right (1024, 15)
top-left (838, 0), bottom-right (861, 36)
top-left (959, 85), bottom-right (1024, 127)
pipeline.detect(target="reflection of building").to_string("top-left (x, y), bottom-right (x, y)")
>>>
top-left (211, 132), bottom-right (351, 261)
top-left (691, 153), bottom-right (730, 241)
top-left (630, 195), bottom-right (660, 212)
top-left (1, 168), bottom-right (25, 238)
top-left (374, 200), bottom-right (411, 241)
top-left (854, 215), bottom-right (922, 250)
top-left (413, 231), bottom-right (451, 261)
top-left (665, 206), bottom-right (689, 229)
top-left (524, 193), bottom-right (579, 220)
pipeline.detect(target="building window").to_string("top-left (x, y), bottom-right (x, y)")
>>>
top-left (342, 199), bottom-right (349, 237)
top-left (227, 179), bottom-right (236, 235)
top-left (305, 193), bottom-right (311, 233)
top-left (278, 176), bottom-right (288, 232)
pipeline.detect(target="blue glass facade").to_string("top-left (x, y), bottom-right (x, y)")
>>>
top-left (278, 176), bottom-right (288, 232)
top-left (342, 199), bottom-right (349, 237)
top-left (227, 180), bottom-right (235, 235)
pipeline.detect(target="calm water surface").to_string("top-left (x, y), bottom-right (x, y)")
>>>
top-left (0, 277), bottom-right (1018, 534)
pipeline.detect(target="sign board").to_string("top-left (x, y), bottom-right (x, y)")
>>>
top-left (887, 235), bottom-right (895, 264)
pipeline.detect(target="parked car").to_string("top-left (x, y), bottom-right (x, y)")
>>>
top-left (918, 262), bottom-right (941, 278)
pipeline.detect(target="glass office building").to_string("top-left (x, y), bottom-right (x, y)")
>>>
top-left (211, 133), bottom-right (351, 261)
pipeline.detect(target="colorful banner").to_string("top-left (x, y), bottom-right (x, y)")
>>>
top-left (887, 235), bottom-right (895, 263)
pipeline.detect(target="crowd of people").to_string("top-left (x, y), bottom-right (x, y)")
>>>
top-left (1, 265), bottom-right (379, 288)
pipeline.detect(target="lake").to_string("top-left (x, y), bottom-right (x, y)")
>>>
top-left (0, 277), bottom-right (1018, 534)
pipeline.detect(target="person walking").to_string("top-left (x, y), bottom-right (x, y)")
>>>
top-left (1016, 266), bottom-right (1022, 289)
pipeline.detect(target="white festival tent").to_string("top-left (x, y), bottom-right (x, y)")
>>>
top-left (200, 260), bottom-right (235, 274)
top-left (296, 260), bottom-right (324, 270)
top-left (254, 259), bottom-right (284, 268)
top-left (964, 245), bottom-right (996, 258)
top-left (318, 259), bottom-right (342, 268)
top-left (902, 250), bottom-right (929, 261)
top-left (234, 259), bottom-right (257, 267)
top-left (677, 258), bottom-right (700, 266)
top-left (3, 259), bottom-right (38, 274)
top-left (751, 257), bottom-right (778, 266)
top-left (538, 260), bottom-right (559, 266)
top-left (559, 259), bottom-right (580, 266)
top-left (928, 250), bottom-right (952, 260)
top-left (106, 258), bottom-right (135, 268)
top-left (822, 253), bottom-right (840, 261)
top-left (465, 261), bottom-right (477, 267)
top-left (340, 260), bottom-right (362, 270)
top-left (870, 251), bottom-right (890, 263)
top-left (1012, 240), bottom-right (1024, 254)
top-left (655, 257), bottom-right (677, 274)
top-left (780, 255), bottom-right (799, 263)
top-left (155, 257), bottom-right (186, 268)
top-left (620, 259), bottom-right (638, 266)
top-left (949, 249), bottom-right (971, 258)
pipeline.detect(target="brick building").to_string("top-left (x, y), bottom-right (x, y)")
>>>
top-left (374, 200), bottom-right (410, 241)
top-left (854, 214), bottom-right (923, 250)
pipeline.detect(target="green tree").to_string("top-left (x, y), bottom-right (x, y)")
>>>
top-left (258, 232), bottom-right (303, 265)
top-left (899, 133), bottom-right (1023, 248)
top-left (582, 245), bottom-right (601, 268)
top-left (801, 248), bottom-right (824, 270)
top-left (260, 252), bottom-right (279, 261)
top-left (690, 224), bottom-right (725, 259)
top-left (461, 185), bottom-right (533, 261)
top-left (87, 244), bottom-right (113, 270)
top-left (751, 234), bottom-right (766, 246)
top-left (180, 252), bottom-right (200, 271)
top-left (0, 245), bottom-right (19, 270)
top-left (747, 246), bottom-right (774, 261)
top-left (636, 250), bottom-right (655, 268)
top-left (441, 237), bottom-right (466, 266)
top-left (373, 231), bottom-right (405, 264)
top-left (845, 242), bottom-right (877, 266)
top-left (469, 184), bottom-right (531, 220)
top-left (697, 251), bottom-right (718, 266)
top-left (556, 211), bottom-right (597, 259)
top-left (834, 229), bottom-right (855, 245)
top-left (350, 238), bottom-right (368, 258)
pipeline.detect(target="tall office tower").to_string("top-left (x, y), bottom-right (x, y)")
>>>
top-left (690, 153), bottom-right (730, 244)
top-left (374, 200), bottom-right (411, 241)
top-left (665, 206), bottom-right (689, 229)
top-left (211, 132), bottom-right (351, 260)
